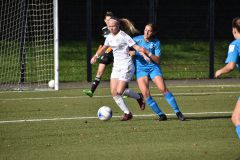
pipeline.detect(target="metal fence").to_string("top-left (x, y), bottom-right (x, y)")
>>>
top-left (58, 0), bottom-right (240, 81)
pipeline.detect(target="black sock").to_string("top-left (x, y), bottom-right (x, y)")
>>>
top-left (91, 77), bottom-right (101, 93)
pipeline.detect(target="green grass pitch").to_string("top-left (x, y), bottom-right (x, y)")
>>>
top-left (0, 80), bottom-right (240, 160)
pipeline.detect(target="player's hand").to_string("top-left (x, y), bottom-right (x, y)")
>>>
top-left (214, 70), bottom-right (222, 78)
top-left (143, 54), bottom-right (151, 63)
top-left (90, 55), bottom-right (97, 64)
top-left (139, 47), bottom-right (147, 54)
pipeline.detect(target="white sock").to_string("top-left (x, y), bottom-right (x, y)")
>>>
top-left (113, 95), bottom-right (130, 114)
top-left (122, 88), bottom-right (140, 99)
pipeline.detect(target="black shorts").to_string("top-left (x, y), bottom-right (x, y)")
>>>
top-left (98, 51), bottom-right (113, 65)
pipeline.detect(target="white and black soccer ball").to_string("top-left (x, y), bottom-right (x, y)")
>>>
top-left (48, 80), bottom-right (55, 88)
top-left (97, 106), bottom-right (112, 121)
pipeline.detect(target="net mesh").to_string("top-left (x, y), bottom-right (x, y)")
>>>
top-left (0, 0), bottom-right (54, 90)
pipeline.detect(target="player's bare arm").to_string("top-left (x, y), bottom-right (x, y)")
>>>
top-left (144, 50), bottom-right (160, 64)
top-left (90, 45), bottom-right (108, 64)
top-left (132, 44), bottom-right (151, 63)
top-left (215, 62), bottom-right (236, 77)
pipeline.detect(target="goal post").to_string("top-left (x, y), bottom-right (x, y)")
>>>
top-left (0, 0), bottom-right (59, 91)
top-left (53, 0), bottom-right (59, 90)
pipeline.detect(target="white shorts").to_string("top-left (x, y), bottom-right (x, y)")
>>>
top-left (110, 63), bottom-right (135, 82)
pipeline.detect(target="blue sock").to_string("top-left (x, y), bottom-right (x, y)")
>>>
top-left (236, 125), bottom-right (240, 139)
top-left (146, 96), bottom-right (164, 116)
top-left (164, 92), bottom-right (180, 113)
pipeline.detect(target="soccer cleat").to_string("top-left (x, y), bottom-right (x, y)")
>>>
top-left (159, 114), bottom-right (167, 121)
top-left (83, 89), bottom-right (93, 97)
top-left (176, 112), bottom-right (186, 121)
top-left (121, 112), bottom-right (133, 121)
top-left (137, 93), bottom-right (145, 110)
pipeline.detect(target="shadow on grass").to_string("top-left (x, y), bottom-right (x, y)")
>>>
top-left (180, 115), bottom-right (231, 121)
top-left (129, 115), bottom-right (231, 122)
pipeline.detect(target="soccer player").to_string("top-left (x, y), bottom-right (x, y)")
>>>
top-left (90, 17), bottom-right (147, 121)
top-left (132, 23), bottom-right (185, 121)
top-left (215, 17), bottom-right (240, 139)
top-left (83, 12), bottom-right (114, 97)
top-left (83, 13), bottom-right (135, 99)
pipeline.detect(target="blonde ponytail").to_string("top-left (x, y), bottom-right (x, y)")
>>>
top-left (119, 18), bottom-right (139, 37)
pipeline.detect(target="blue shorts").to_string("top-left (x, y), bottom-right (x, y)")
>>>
top-left (136, 65), bottom-right (163, 80)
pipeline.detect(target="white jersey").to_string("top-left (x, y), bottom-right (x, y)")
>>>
top-left (104, 30), bottom-right (135, 68)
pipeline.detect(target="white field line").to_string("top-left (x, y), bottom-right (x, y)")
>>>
top-left (0, 91), bottom-right (239, 101)
top-left (0, 111), bottom-right (232, 124)
top-left (0, 84), bottom-right (240, 94)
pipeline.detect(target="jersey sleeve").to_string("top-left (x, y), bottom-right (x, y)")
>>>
top-left (225, 44), bottom-right (239, 64)
top-left (125, 34), bottom-right (136, 47)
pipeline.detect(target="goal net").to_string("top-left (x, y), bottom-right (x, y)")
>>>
top-left (0, 0), bottom-right (59, 91)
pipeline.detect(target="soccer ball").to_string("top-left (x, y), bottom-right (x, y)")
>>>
top-left (97, 106), bottom-right (112, 121)
top-left (48, 80), bottom-right (55, 88)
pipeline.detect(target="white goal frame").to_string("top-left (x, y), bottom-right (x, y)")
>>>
top-left (53, 0), bottom-right (59, 90)
top-left (0, 0), bottom-right (59, 91)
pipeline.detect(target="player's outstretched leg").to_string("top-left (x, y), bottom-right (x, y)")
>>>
top-left (83, 77), bottom-right (101, 97)
top-left (164, 92), bottom-right (185, 121)
top-left (236, 125), bottom-right (240, 139)
top-left (232, 98), bottom-right (240, 139)
top-left (113, 94), bottom-right (133, 121)
top-left (83, 89), bottom-right (93, 97)
top-left (122, 88), bottom-right (145, 110)
top-left (122, 83), bottom-right (129, 99)
top-left (137, 93), bottom-right (145, 110)
top-left (146, 96), bottom-right (167, 121)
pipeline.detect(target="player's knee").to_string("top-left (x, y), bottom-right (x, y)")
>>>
top-left (116, 91), bottom-right (124, 96)
top-left (111, 89), bottom-right (124, 97)
top-left (111, 89), bottom-right (117, 96)
top-left (231, 113), bottom-right (239, 126)
top-left (231, 115), bottom-right (236, 125)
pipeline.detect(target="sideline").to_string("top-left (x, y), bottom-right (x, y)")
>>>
top-left (0, 91), bottom-right (239, 101)
top-left (0, 111), bottom-right (232, 124)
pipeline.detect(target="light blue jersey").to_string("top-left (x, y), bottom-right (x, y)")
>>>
top-left (225, 39), bottom-right (240, 70)
top-left (133, 35), bottom-right (162, 80)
